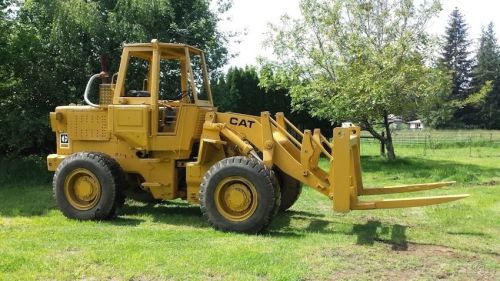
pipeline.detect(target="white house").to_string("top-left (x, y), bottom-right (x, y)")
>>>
top-left (388, 114), bottom-right (404, 130)
top-left (408, 120), bottom-right (424, 129)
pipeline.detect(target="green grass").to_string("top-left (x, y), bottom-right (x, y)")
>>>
top-left (1, 144), bottom-right (499, 280)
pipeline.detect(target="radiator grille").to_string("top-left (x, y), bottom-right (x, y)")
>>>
top-left (99, 84), bottom-right (114, 105)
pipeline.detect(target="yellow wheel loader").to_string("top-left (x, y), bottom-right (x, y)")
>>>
top-left (47, 40), bottom-right (468, 233)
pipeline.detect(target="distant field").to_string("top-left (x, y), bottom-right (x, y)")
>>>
top-left (361, 129), bottom-right (500, 146)
top-left (0, 142), bottom-right (499, 280)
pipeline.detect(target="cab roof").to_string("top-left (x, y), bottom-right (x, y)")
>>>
top-left (124, 39), bottom-right (203, 59)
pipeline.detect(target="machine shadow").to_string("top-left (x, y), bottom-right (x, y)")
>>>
top-left (268, 211), bottom-right (409, 250)
top-left (351, 220), bottom-right (408, 251)
top-left (117, 201), bottom-right (208, 228)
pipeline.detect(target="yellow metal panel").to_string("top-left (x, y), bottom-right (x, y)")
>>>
top-left (66, 110), bottom-right (109, 141)
top-left (109, 105), bottom-right (150, 150)
top-left (261, 112), bottom-right (275, 168)
top-left (331, 128), bottom-right (352, 212)
top-left (47, 154), bottom-right (66, 171)
top-left (300, 130), bottom-right (314, 171)
top-left (117, 110), bottom-right (143, 127)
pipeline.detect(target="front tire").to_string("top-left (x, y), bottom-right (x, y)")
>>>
top-left (53, 152), bottom-right (125, 220)
top-left (200, 156), bottom-right (280, 233)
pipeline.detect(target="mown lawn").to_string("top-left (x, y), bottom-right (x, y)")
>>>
top-left (0, 143), bottom-right (499, 280)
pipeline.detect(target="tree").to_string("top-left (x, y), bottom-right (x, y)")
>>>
top-left (212, 66), bottom-right (332, 134)
top-left (0, 0), bottom-right (231, 155)
top-left (471, 23), bottom-right (500, 129)
top-left (261, 0), bottom-right (447, 160)
top-left (0, 1), bottom-right (11, 84)
top-left (440, 7), bottom-right (473, 126)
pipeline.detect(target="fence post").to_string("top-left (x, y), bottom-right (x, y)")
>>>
top-left (424, 135), bottom-right (427, 156)
top-left (469, 136), bottom-right (472, 157)
top-left (380, 131), bottom-right (385, 157)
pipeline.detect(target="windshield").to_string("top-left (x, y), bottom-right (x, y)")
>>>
top-left (159, 59), bottom-right (183, 101)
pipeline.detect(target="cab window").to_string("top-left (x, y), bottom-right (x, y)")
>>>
top-left (190, 53), bottom-right (209, 101)
top-left (159, 59), bottom-right (183, 101)
top-left (124, 57), bottom-right (150, 97)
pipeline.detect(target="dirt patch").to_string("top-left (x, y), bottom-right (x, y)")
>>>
top-left (396, 243), bottom-right (457, 257)
top-left (319, 244), bottom-right (498, 281)
top-left (390, 243), bottom-right (497, 280)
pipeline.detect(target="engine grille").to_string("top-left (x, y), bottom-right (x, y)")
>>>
top-left (99, 84), bottom-right (114, 105)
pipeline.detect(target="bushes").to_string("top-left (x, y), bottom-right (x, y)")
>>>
top-left (0, 156), bottom-right (52, 186)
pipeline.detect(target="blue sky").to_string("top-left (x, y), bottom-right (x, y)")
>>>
top-left (217, 0), bottom-right (500, 68)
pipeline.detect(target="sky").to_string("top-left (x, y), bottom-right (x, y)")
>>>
top-left (216, 0), bottom-right (500, 68)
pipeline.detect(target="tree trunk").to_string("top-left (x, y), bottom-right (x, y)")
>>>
top-left (362, 114), bottom-right (397, 160)
top-left (380, 131), bottom-right (386, 157)
top-left (383, 112), bottom-right (396, 160)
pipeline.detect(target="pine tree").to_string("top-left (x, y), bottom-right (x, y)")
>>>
top-left (440, 8), bottom-right (474, 127)
top-left (472, 23), bottom-right (500, 129)
top-left (441, 8), bottom-right (473, 100)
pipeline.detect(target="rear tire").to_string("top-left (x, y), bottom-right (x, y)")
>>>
top-left (275, 168), bottom-right (302, 211)
top-left (200, 156), bottom-right (280, 233)
top-left (53, 152), bottom-right (125, 220)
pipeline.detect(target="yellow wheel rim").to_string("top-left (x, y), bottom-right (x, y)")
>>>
top-left (214, 176), bottom-right (258, 222)
top-left (64, 168), bottom-right (101, 210)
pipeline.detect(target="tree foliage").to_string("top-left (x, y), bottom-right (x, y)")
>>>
top-left (440, 8), bottom-right (472, 101)
top-left (212, 67), bottom-right (332, 134)
top-left (433, 8), bottom-right (493, 128)
top-left (471, 23), bottom-right (500, 129)
top-left (261, 0), bottom-right (447, 159)
top-left (0, 0), bottom-right (230, 155)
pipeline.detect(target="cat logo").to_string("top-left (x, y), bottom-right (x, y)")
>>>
top-left (60, 133), bottom-right (69, 149)
top-left (229, 117), bottom-right (256, 128)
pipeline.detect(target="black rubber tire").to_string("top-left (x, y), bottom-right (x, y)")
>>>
top-left (275, 168), bottom-right (302, 212)
top-left (269, 170), bottom-right (282, 217)
top-left (53, 152), bottom-right (125, 220)
top-left (200, 156), bottom-right (280, 234)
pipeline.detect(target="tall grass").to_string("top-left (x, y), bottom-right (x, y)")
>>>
top-left (0, 156), bottom-right (52, 186)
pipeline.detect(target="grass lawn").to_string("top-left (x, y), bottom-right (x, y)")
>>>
top-left (0, 143), bottom-right (499, 280)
